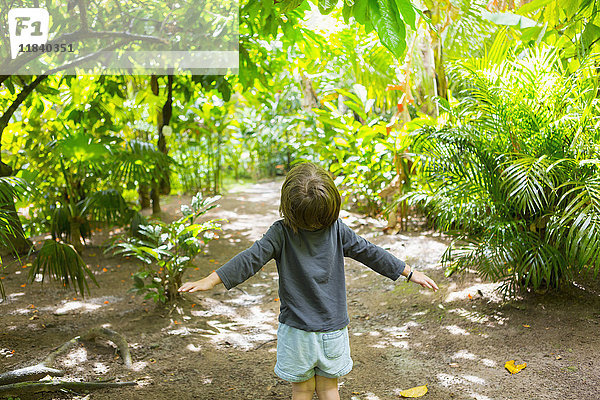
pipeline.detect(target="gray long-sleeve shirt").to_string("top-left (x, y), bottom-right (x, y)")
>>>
top-left (215, 218), bottom-right (406, 332)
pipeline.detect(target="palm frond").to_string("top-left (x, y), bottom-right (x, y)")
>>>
top-left (112, 140), bottom-right (173, 185)
top-left (500, 155), bottom-right (555, 215)
top-left (80, 189), bottom-right (130, 225)
top-left (29, 240), bottom-right (99, 297)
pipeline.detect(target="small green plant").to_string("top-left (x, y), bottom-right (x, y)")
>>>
top-left (108, 193), bottom-right (222, 303)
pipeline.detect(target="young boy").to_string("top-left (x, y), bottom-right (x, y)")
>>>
top-left (179, 162), bottom-right (439, 400)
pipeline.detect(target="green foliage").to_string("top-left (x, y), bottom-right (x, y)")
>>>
top-left (410, 42), bottom-right (600, 295)
top-left (112, 139), bottom-right (173, 190)
top-left (308, 84), bottom-right (396, 215)
top-left (108, 193), bottom-right (222, 304)
top-left (485, 0), bottom-right (600, 62)
top-left (28, 240), bottom-right (99, 297)
top-left (0, 176), bottom-right (29, 299)
top-left (0, 177), bottom-right (27, 247)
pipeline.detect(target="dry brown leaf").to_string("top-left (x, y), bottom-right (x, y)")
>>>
top-left (400, 385), bottom-right (428, 397)
top-left (505, 360), bottom-right (527, 374)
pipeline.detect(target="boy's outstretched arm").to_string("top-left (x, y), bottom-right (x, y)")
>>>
top-left (178, 271), bottom-right (222, 293)
top-left (340, 220), bottom-right (439, 292)
top-left (180, 222), bottom-right (283, 292)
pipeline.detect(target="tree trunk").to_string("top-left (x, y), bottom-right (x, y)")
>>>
top-left (157, 73), bottom-right (173, 196)
top-left (0, 76), bottom-right (46, 255)
top-left (138, 184), bottom-right (151, 209)
top-left (215, 129), bottom-right (221, 194)
top-left (432, 36), bottom-right (448, 102)
top-left (150, 186), bottom-right (161, 215)
top-left (69, 219), bottom-right (84, 254)
top-left (300, 74), bottom-right (319, 110)
top-left (207, 130), bottom-right (213, 193)
top-left (0, 161), bottom-right (32, 254)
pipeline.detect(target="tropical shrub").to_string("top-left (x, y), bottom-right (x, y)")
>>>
top-left (310, 85), bottom-right (399, 216)
top-left (28, 240), bottom-right (99, 296)
top-left (108, 193), bottom-right (222, 303)
top-left (410, 41), bottom-right (600, 295)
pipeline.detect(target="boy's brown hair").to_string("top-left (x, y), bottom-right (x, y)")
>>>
top-left (279, 162), bottom-right (341, 232)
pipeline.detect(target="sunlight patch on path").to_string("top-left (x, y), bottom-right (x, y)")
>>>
top-left (0, 292), bottom-right (25, 304)
top-left (450, 350), bottom-right (498, 369)
top-left (366, 321), bottom-right (419, 349)
top-left (44, 296), bottom-right (121, 315)
top-left (217, 210), bottom-right (279, 241)
top-left (61, 347), bottom-right (88, 367)
top-left (351, 393), bottom-right (381, 400)
top-left (445, 325), bottom-right (470, 335)
top-left (470, 392), bottom-right (493, 400)
top-left (453, 350), bottom-right (477, 360)
top-left (437, 372), bottom-right (487, 389)
top-left (448, 308), bottom-right (507, 327)
top-left (92, 362), bottom-right (109, 374)
top-left (186, 297), bottom-right (278, 350)
top-left (445, 283), bottom-right (503, 303)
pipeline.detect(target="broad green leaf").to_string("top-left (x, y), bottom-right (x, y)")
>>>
top-left (352, 0), bottom-right (369, 24)
top-left (581, 23), bottom-right (600, 50)
top-left (342, 3), bottom-right (353, 22)
top-left (368, 0), bottom-right (407, 58)
top-left (344, 100), bottom-right (367, 121)
top-left (394, 0), bottom-right (416, 29)
top-left (278, 0), bottom-right (305, 12)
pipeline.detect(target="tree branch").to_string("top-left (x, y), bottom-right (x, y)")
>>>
top-left (0, 38), bottom-right (133, 147)
top-left (0, 74), bottom-right (47, 148)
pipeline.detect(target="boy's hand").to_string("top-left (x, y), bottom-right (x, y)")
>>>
top-left (407, 268), bottom-right (439, 292)
top-left (178, 271), bottom-right (222, 293)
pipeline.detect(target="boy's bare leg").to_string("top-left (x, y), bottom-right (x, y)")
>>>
top-left (292, 376), bottom-right (316, 400)
top-left (315, 375), bottom-right (340, 400)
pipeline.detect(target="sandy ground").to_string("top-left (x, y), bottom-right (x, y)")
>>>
top-left (1, 179), bottom-right (599, 400)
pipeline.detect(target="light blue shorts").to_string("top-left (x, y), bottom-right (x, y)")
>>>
top-left (274, 323), bottom-right (353, 383)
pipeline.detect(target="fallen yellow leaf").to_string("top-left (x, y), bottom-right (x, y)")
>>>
top-left (505, 360), bottom-right (527, 374)
top-left (400, 385), bottom-right (428, 398)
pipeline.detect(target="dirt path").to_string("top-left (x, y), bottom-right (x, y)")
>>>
top-left (1, 180), bottom-right (599, 400)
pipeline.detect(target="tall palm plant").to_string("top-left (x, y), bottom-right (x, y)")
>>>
top-left (409, 39), bottom-right (600, 295)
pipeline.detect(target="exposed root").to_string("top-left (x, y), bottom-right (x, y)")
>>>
top-left (0, 379), bottom-right (137, 397)
top-left (0, 327), bottom-right (136, 395)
